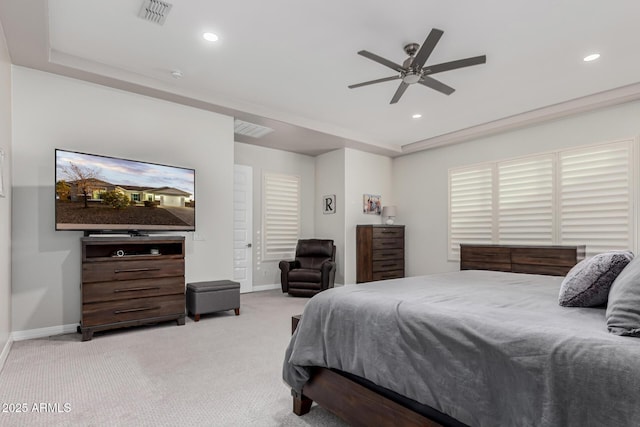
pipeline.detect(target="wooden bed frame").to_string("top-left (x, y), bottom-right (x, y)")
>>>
top-left (290, 244), bottom-right (585, 427)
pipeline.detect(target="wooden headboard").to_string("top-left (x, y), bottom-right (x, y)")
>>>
top-left (460, 244), bottom-right (586, 276)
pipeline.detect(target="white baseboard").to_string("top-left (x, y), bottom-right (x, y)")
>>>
top-left (0, 337), bottom-right (13, 374)
top-left (251, 283), bottom-right (280, 292)
top-left (11, 324), bottom-right (78, 342)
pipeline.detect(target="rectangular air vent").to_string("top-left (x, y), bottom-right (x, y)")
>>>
top-left (138, 0), bottom-right (173, 25)
top-left (234, 119), bottom-right (275, 138)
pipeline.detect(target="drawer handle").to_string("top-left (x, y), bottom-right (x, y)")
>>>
top-left (381, 274), bottom-right (398, 278)
top-left (114, 268), bottom-right (161, 273)
top-left (380, 264), bottom-right (397, 268)
top-left (114, 306), bottom-right (159, 314)
top-left (381, 231), bottom-right (396, 234)
top-left (114, 286), bottom-right (161, 293)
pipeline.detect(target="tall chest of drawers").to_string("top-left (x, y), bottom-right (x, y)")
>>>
top-left (356, 225), bottom-right (405, 283)
top-left (80, 236), bottom-right (186, 341)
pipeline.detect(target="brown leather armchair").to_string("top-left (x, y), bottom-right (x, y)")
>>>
top-left (279, 239), bottom-right (336, 297)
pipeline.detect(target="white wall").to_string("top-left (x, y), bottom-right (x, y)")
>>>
top-left (344, 148), bottom-right (393, 284)
top-left (234, 142), bottom-right (315, 286)
top-left (0, 21), bottom-right (12, 363)
top-left (394, 100), bottom-right (640, 277)
top-left (11, 67), bottom-right (234, 333)
top-left (315, 149), bottom-right (346, 284)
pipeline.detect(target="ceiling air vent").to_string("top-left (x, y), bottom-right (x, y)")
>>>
top-left (138, 0), bottom-right (173, 25)
top-left (234, 119), bottom-right (275, 138)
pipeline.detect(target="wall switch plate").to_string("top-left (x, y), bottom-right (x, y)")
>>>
top-left (193, 232), bottom-right (205, 241)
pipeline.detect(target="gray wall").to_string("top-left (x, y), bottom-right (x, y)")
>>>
top-left (315, 149), bottom-right (346, 284)
top-left (0, 20), bottom-right (12, 359)
top-left (343, 148), bottom-right (393, 284)
top-left (313, 148), bottom-right (393, 285)
top-left (11, 67), bottom-right (235, 333)
top-left (394, 100), bottom-right (640, 277)
top-left (234, 142), bottom-right (316, 286)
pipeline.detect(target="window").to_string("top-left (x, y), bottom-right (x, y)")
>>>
top-left (262, 172), bottom-right (300, 261)
top-left (559, 142), bottom-right (634, 255)
top-left (497, 155), bottom-right (554, 245)
top-left (449, 140), bottom-right (636, 259)
top-left (449, 166), bottom-right (493, 260)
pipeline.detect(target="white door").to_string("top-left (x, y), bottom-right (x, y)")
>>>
top-left (233, 165), bottom-right (253, 293)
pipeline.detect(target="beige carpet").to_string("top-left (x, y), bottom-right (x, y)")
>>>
top-left (0, 290), bottom-right (347, 426)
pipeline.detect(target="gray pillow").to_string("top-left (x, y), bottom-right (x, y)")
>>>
top-left (607, 255), bottom-right (640, 337)
top-left (559, 251), bottom-right (633, 307)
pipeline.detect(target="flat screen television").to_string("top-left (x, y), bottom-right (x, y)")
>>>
top-left (55, 149), bottom-right (195, 233)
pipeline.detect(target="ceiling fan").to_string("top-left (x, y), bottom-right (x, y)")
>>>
top-left (348, 28), bottom-right (486, 104)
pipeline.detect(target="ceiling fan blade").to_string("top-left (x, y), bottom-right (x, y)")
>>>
top-left (418, 76), bottom-right (455, 95)
top-left (423, 55), bottom-right (486, 75)
top-left (348, 75), bottom-right (401, 89)
top-left (358, 50), bottom-right (405, 73)
top-left (411, 28), bottom-right (444, 69)
top-left (390, 82), bottom-right (409, 104)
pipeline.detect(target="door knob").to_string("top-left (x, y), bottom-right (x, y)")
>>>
top-left (246, 243), bottom-right (252, 248)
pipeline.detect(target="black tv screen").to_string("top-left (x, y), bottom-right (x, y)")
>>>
top-left (55, 149), bottom-right (195, 232)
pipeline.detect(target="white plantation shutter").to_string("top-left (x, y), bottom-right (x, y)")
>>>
top-left (448, 139), bottom-right (636, 260)
top-left (262, 172), bottom-right (300, 260)
top-left (559, 141), bottom-right (634, 256)
top-left (498, 155), bottom-right (554, 245)
top-left (449, 166), bottom-right (493, 259)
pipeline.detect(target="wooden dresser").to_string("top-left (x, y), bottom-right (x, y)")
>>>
top-left (80, 236), bottom-right (186, 341)
top-left (460, 244), bottom-right (586, 276)
top-left (356, 225), bottom-right (405, 283)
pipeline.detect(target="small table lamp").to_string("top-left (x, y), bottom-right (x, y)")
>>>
top-left (382, 206), bottom-right (397, 225)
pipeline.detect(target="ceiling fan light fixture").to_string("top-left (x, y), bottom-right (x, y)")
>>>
top-left (583, 53), bottom-right (600, 62)
top-left (402, 72), bottom-right (421, 84)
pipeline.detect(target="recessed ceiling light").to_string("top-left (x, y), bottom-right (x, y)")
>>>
top-left (203, 32), bottom-right (219, 42)
top-left (412, 114), bottom-right (422, 119)
top-left (583, 53), bottom-right (600, 62)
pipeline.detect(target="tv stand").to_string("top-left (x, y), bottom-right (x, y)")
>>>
top-left (79, 235), bottom-right (186, 341)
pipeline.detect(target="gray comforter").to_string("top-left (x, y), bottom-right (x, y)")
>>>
top-left (283, 270), bottom-right (640, 427)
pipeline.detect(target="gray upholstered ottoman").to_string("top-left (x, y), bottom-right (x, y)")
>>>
top-left (186, 280), bottom-right (240, 321)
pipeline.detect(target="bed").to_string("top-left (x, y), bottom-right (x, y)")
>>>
top-left (283, 244), bottom-right (640, 427)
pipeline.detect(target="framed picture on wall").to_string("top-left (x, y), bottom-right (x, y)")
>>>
top-left (323, 194), bottom-right (336, 214)
top-left (363, 194), bottom-right (381, 215)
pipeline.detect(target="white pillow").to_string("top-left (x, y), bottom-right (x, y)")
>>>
top-left (607, 255), bottom-right (640, 336)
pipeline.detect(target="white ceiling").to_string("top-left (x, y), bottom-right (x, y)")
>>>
top-left (2, 0), bottom-right (640, 157)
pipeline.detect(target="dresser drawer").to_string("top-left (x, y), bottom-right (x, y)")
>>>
top-left (372, 248), bottom-right (403, 261)
top-left (83, 277), bottom-right (184, 303)
top-left (82, 294), bottom-right (185, 327)
top-left (372, 238), bottom-right (404, 250)
top-left (83, 259), bottom-right (184, 283)
top-left (372, 259), bottom-right (404, 272)
top-left (372, 270), bottom-right (404, 281)
top-left (372, 227), bottom-right (404, 239)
